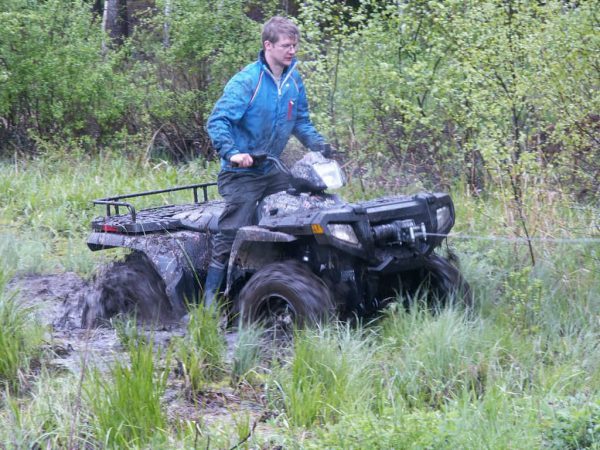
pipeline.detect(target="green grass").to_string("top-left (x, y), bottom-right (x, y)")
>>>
top-left (1, 152), bottom-right (600, 448)
top-left (232, 324), bottom-right (264, 384)
top-left (0, 371), bottom-right (92, 448)
top-left (0, 152), bottom-right (219, 275)
top-left (176, 304), bottom-right (227, 396)
top-left (270, 324), bottom-right (381, 428)
top-left (84, 330), bottom-right (171, 448)
top-left (0, 267), bottom-right (44, 391)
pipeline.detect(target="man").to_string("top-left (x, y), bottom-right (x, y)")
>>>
top-left (205, 16), bottom-right (330, 306)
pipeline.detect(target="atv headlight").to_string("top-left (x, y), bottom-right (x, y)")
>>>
top-left (313, 160), bottom-right (346, 190)
top-left (328, 223), bottom-right (359, 245)
top-left (436, 206), bottom-right (452, 233)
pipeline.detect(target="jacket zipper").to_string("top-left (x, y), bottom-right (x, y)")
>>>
top-left (265, 61), bottom-right (296, 97)
top-left (262, 61), bottom-right (297, 156)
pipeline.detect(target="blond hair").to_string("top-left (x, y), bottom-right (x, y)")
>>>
top-left (261, 16), bottom-right (299, 49)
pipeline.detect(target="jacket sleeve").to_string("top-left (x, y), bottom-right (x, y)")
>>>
top-left (292, 74), bottom-right (326, 150)
top-left (207, 73), bottom-right (253, 161)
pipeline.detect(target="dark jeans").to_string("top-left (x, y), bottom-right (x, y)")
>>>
top-left (209, 168), bottom-right (289, 268)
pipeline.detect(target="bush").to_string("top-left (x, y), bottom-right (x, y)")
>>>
top-left (0, 0), bottom-right (143, 153)
top-left (544, 396), bottom-right (600, 449)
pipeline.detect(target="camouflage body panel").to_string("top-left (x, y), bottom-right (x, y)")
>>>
top-left (258, 191), bottom-right (344, 222)
top-left (87, 229), bottom-right (211, 311)
top-left (88, 200), bottom-right (226, 311)
top-left (225, 226), bottom-right (297, 294)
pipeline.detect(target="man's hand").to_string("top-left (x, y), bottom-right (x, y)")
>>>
top-left (316, 143), bottom-right (336, 158)
top-left (230, 153), bottom-right (254, 168)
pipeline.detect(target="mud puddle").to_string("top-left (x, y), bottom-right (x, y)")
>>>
top-left (6, 272), bottom-right (272, 433)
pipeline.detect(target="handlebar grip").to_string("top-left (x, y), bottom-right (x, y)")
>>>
top-left (230, 153), bottom-right (268, 168)
top-left (252, 153), bottom-right (268, 165)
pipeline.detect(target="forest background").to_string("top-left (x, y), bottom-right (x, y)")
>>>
top-left (1, 0), bottom-right (600, 448)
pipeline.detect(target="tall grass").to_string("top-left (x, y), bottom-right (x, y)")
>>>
top-left (270, 324), bottom-right (376, 428)
top-left (0, 371), bottom-right (92, 448)
top-left (0, 268), bottom-right (44, 391)
top-left (84, 331), bottom-right (170, 448)
top-left (176, 304), bottom-right (227, 396)
top-left (232, 324), bottom-right (264, 384)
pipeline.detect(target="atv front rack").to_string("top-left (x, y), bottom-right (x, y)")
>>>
top-left (93, 182), bottom-right (217, 221)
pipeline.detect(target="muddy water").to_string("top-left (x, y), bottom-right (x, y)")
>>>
top-left (6, 271), bottom-right (273, 434)
top-left (7, 271), bottom-right (183, 372)
top-left (7, 270), bottom-right (242, 372)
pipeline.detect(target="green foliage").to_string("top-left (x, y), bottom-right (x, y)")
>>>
top-left (300, 0), bottom-right (599, 198)
top-left (378, 306), bottom-right (513, 410)
top-left (543, 396), bottom-right (600, 449)
top-left (84, 331), bottom-right (170, 448)
top-left (501, 266), bottom-right (546, 334)
top-left (232, 324), bottom-right (263, 384)
top-left (270, 324), bottom-right (375, 427)
top-left (0, 0), bottom-right (139, 151)
top-left (0, 371), bottom-right (91, 448)
top-left (2, 0), bottom-right (598, 195)
top-left (0, 0), bottom-right (272, 158)
top-left (0, 269), bottom-right (44, 391)
top-left (176, 304), bottom-right (226, 395)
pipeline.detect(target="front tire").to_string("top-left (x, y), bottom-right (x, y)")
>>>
top-left (236, 261), bottom-right (334, 333)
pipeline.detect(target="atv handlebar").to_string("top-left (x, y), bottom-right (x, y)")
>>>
top-left (230, 152), bottom-right (290, 175)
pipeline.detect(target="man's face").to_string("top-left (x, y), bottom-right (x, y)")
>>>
top-left (264, 34), bottom-right (298, 70)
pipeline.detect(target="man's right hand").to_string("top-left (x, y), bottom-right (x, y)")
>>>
top-left (230, 153), bottom-right (254, 168)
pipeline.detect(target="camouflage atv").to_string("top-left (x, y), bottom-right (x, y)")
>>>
top-left (82, 152), bottom-right (471, 329)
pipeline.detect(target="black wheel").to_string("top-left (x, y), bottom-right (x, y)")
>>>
top-left (236, 261), bottom-right (334, 334)
top-left (401, 254), bottom-right (473, 309)
top-left (81, 251), bottom-right (175, 327)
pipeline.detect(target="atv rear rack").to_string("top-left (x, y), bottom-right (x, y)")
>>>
top-left (93, 182), bottom-right (217, 222)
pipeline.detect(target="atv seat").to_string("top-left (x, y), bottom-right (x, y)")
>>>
top-left (172, 201), bottom-right (224, 233)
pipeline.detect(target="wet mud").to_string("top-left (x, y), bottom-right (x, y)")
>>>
top-left (7, 270), bottom-right (187, 372)
top-left (6, 269), bottom-right (271, 431)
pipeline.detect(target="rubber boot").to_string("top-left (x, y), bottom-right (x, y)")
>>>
top-left (204, 264), bottom-right (226, 308)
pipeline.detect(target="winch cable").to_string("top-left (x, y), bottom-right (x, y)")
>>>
top-left (427, 232), bottom-right (600, 244)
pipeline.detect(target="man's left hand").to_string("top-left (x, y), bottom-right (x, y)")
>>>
top-left (317, 143), bottom-right (335, 158)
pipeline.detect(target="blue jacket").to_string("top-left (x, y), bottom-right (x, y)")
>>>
top-left (207, 51), bottom-right (325, 173)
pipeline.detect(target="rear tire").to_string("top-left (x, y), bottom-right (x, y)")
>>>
top-left (236, 260), bottom-right (334, 334)
top-left (81, 251), bottom-right (175, 327)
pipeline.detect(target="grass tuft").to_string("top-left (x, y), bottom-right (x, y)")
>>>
top-left (232, 325), bottom-right (264, 384)
top-left (84, 330), bottom-right (170, 448)
top-left (176, 304), bottom-right (226, 396)
top-left (271, 324), bottom-right (376, 428)
top-left (0, 274), bottom-right (44, 391)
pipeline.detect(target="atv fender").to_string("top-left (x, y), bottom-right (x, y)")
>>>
top-left (226, 226), bottom-right (297, 295)
top-left (87, 230), bottom-right (210, 314)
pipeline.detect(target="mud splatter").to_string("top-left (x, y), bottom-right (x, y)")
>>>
top-left (6, 268), bottom-right (273, 432)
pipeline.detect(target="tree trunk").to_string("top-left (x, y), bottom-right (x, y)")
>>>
top-left (102, 0), bottom-right (128, 50)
